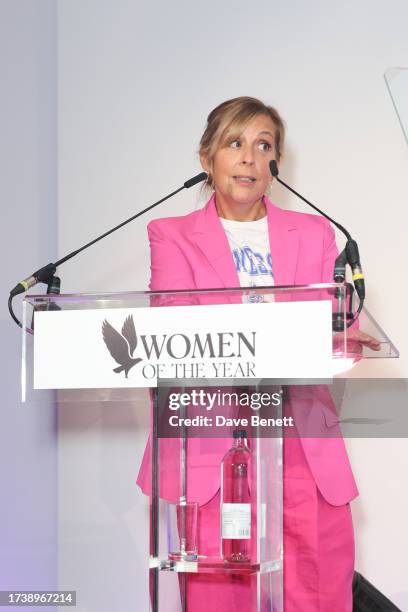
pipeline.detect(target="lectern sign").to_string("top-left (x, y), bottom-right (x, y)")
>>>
top-left (33, 301), bottom-right (332, 388)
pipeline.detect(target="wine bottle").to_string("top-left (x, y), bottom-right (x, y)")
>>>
top-left (220, 429), bottom-right (251, 562)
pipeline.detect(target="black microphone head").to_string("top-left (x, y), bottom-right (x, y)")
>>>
top-left (269, 160), bottom-right (279, 177)
top-left (184, 172), bottom-right (208, 189)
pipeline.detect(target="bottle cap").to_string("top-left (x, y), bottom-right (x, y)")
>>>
top-left (233, 429), bottom-right (247, 439)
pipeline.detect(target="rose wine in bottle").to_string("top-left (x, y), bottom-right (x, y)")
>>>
top-left (220, 429), bottom-right (251, 562)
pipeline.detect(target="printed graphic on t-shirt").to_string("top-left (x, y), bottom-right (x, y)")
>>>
top-left (232, 246), bottom-right (274, 302)
top-left (220, 216), bottom-right (275, 302)
top-left (232, 247), bottom-right (273, 277)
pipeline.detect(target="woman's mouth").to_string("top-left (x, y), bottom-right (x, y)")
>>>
top-left (233, 175), bottom-right (256, 184)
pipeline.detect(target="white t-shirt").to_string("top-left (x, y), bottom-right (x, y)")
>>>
top-left (220, 216), bottom-right (274, 302)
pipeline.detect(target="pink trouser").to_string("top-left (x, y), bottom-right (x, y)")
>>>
top-left (174, 437), bottom-right (354, 611)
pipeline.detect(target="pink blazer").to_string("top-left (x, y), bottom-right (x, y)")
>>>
top-left (137, 195), bottom-right (359, 506)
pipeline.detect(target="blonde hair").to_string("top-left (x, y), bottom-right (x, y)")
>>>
top-left (199, 96), bottom-right (285, 189)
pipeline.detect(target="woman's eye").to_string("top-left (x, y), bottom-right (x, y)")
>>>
top-left (259, 142), bottom-right (272, 152)
top-left (229, 139), bottom-right (241, 148)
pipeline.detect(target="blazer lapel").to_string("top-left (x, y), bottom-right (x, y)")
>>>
top-left (265, 197), bottom-right (299, 287)
top-left (192, 194), bottom-right (240, 289)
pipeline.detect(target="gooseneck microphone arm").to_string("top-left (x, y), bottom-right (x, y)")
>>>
top-left (269, 160), bottom-right (365, 326)
top-left (9, 171), bottom-right (208, 328)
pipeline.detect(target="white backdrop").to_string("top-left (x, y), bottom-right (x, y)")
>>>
top-left (56, 1), bottom-right (408, 609)
top-left (0, 0), bottom-right (58, 599)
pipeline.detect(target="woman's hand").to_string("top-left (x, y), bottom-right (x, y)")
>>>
top-left (333, 329), bottom-right (381, 354)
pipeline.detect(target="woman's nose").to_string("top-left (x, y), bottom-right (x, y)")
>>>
top-left (240, 145), bottom-right (255, 164)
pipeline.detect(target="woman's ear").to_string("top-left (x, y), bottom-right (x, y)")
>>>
top-left (200, 154), bottom-right (211, 174)
top-left (200, 154), bottom-right (213, 188)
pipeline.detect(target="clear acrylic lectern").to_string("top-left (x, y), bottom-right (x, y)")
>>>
top-left (22, 283), bottom-right (398, 612)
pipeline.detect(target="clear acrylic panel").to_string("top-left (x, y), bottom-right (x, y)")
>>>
top-left (21, 284), bottom-right (398, 404)
top-left (18, 284), bottom-right (398, 612)
top-left (385, 67), bottom-right (408, 145)
top-left (22, 284), bottom-right (338, 403)
top-left (153, 379), bottom-right (283, 611)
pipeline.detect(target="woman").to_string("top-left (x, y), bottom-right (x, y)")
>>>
top-left (137, 96), bottom-right (379, 611)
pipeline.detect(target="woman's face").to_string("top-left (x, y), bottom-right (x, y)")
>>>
top-left (202, 114), bottom-right (277, 210)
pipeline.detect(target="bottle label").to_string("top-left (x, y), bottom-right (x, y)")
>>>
top-left (221, 503), bottom-right (251, 539)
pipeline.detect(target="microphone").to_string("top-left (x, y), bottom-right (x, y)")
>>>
top-left (9, 171), bottom-right (208, 325)
top-left (10, 263), bottom-right (57, 298)
top-left (184, 172), bottom-right (208, 188)
top-left (269, 160), bottom-right (365, 301)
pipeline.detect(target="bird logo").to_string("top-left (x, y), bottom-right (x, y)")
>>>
top-left (102, 315), bottom-right (143, 378)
